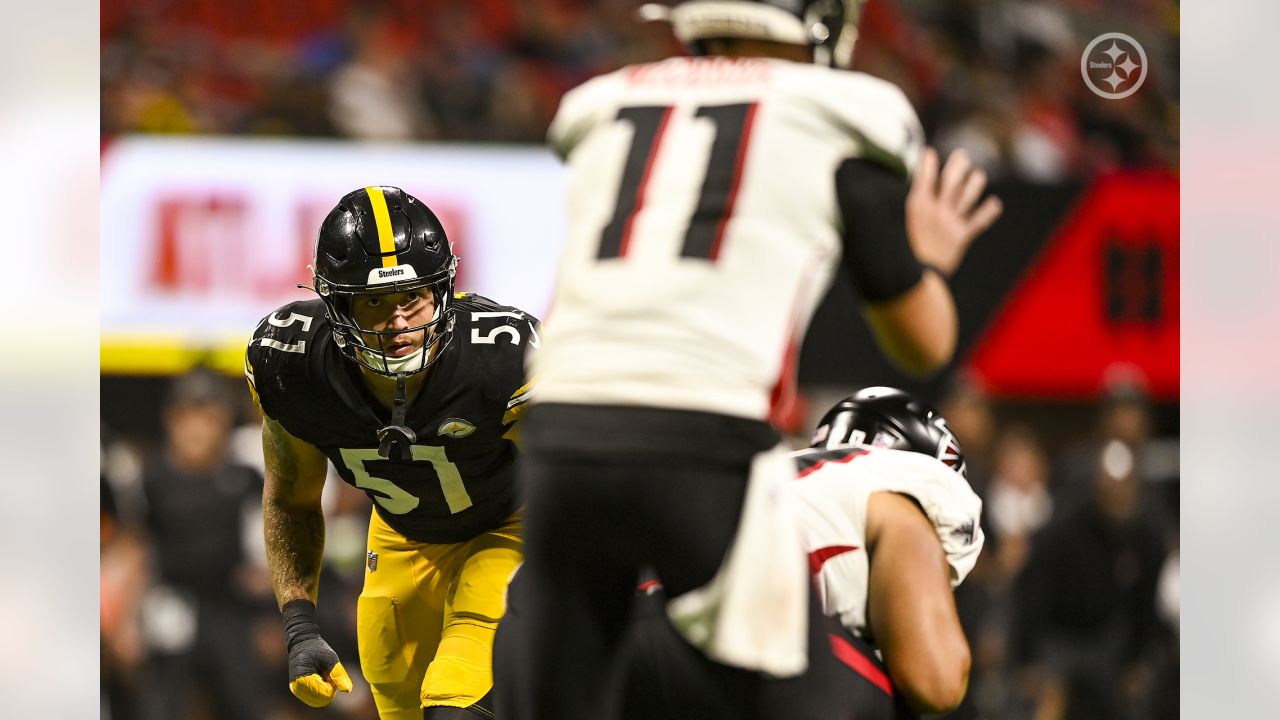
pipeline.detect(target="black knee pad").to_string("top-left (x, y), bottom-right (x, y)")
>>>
top-left (423, 691), bottom-right (494, 720)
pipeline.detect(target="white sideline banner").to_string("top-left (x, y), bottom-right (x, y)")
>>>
top-left (101, 136), bottom-right (568, 346)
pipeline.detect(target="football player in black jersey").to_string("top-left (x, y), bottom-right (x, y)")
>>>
top-left (245, 186), bottom-right (538, 720)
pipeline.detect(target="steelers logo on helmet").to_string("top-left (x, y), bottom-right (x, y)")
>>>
top-left (305, 186), bottom-right (459, 376)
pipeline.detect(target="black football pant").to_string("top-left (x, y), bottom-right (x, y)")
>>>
top-left (618, 590), bottom-right (915, 720)
top-left (496, 405), bottom-right (837, 720)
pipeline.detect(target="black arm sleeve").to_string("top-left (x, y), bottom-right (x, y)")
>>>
top-left (834, 157), bottom-right (925, 303)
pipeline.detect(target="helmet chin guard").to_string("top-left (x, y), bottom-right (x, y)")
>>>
top-left (358, 344), bottom-right (425, 375)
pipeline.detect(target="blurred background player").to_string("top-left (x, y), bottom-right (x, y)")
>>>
top-left (245, 187), bottom-right (538, 719)
top-left (116, 368), bottom-right (275, 720)
top-left (1009, 438), bottom-right (1166, 720)
top-left (508, 2), bottom-right (1002, 718)
top-left (592, 387), bottom-right (983, 720)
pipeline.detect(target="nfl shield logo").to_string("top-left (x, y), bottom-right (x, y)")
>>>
top-left (367, 551), bottom-right (379, 572)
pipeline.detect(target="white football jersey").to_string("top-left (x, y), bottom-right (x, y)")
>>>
top-left (787, 447), bottom-right (984, 639)
top-left (535, 56), bottom-right (924, 420)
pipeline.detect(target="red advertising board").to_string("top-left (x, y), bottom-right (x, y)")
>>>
top-left (965, 170), bottom-right (1179, 399)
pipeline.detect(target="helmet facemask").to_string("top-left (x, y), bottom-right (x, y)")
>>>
top-left (310, 256), bottom-right (458, 377)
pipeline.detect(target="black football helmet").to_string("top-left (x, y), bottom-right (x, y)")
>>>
top-left (641, 0), bottom-right (865, 68)
top-left (308, 186), bottom-right (458, 377)
top-left (810, 386), bottom-right (966, 477)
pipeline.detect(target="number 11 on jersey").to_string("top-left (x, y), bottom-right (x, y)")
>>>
top-left (598, 102), bottom-right (758, 262)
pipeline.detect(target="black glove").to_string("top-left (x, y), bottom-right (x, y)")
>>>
top-left (282, 599), bottom-right (353, 707)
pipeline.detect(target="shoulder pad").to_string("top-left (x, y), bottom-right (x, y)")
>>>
top-left (547, 69), bottom-right (626, 160)
top-left (840, 449), bottom-right (984, 586)
top-left (452, 297), bottom-right (539, 427)
top-left (790, 67), bottom-right (924, 177)
top-left (454, 293), bottom-right (541, 325)
top-left (454, 296), bottom-right (541, 351)
top-left (245, 300), bottom-right (329, 420)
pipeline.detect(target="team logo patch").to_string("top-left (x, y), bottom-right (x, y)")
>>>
top-left (438, 418), bottom-right (477, 438)
top-left (367, 551), bottom-right (379, 572)
top-left (932, 417), bottom-right (967, 478)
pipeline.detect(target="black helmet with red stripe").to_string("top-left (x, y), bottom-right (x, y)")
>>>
top-left (810, 386), bottom-right (967, 477)
top-left (309, 186), bottom-right (458, 376)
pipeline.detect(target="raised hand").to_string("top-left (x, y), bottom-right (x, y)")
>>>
top-left (906, 148), bottom-right (1003, 277)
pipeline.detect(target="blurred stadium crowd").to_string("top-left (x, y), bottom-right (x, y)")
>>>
top-left (101, 0), bottom-right (1178, 180)
top-left (100, 1), bottom-right (1180, 718)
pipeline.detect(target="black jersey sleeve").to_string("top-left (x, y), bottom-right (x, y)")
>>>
top-left (833, 157), bottom-right (926, 304)
top-left (451, 292), bottom-right (540, 447)
top-left (244, 300), bottom-right (329, 426)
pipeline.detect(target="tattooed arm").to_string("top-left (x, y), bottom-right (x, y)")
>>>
top-left (261, 415), bottom-right (332, 608)
top-left (260, 416), bottom-right (355, 705)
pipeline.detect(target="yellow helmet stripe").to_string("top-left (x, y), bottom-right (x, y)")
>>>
top-left (365, 186), bottom-right (399, 268)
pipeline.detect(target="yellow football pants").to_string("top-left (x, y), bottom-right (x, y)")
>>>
top-left (357, 508), bottom-right (523, 719)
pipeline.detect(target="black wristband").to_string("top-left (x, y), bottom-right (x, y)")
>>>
top-left (281, 599), bottom-right (322, 651)
top-left (834, 158), bottom-right (927, 302)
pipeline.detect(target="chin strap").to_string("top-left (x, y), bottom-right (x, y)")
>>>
top-left (377, 372), bottom-right (417, 460)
